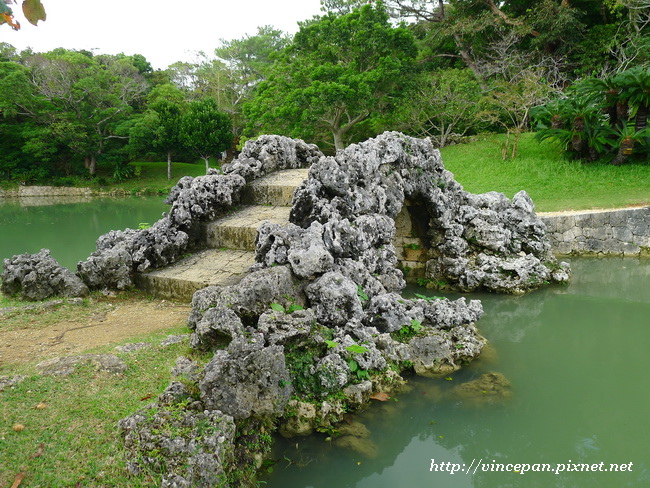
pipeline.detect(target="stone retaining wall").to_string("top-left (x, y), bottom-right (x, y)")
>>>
top-left (0, 186), bottom-right (94, 198)
top-left (539, 207), bottom-right (649, 256)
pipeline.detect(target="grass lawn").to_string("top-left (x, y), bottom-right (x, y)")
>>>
top-left (104, 161), bottom-right (210, 195)
top-left (440, 133), bottom-right (650, 212)
top-left (0, 304), bottom-right (193, 487)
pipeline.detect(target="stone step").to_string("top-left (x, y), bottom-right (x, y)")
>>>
top-left (240, 168), bottom-right (309, 206)
top-left (203, 205), bottom-right (292, 251)
top-left (134, 249), bottom-right (256, 302)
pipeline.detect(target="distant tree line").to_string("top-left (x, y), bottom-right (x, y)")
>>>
top-left (0, 0), bottom-right (647, 184)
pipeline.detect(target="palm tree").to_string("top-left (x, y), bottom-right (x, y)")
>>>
top-left (608, 123), bottom-right (649, 166)
top-left (577, 75), bottom-right (624, 129)
top-left (617, 66), bottom-right (650, 133)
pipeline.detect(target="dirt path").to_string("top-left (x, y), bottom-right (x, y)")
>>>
top-left (0, 300), bottom-right (190, 365)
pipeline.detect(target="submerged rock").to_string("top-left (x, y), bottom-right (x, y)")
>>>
top-left (452, 371), bottom-right (512, 405)
top-left (1, 249), bottom-right (89, 301)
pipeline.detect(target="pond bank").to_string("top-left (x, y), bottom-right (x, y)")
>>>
top-left (0, 185), bottom-right (160, 201)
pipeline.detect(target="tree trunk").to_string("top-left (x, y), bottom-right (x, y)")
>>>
top-left (332, 129), bottom-right (345, 152)
top-left (611, 138), bottom-right (633, 165)
top-left (635, 104), bottom-right (648, 133)
top-left (167, 151), bottom-right (172, 181)
top-left (88, 156), bottom-right (97, 176)
top-left (203, 156), bottom-right (210, 174)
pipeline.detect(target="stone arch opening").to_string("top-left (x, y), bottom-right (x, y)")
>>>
top-left (393, 199), bottom-right (432, 282)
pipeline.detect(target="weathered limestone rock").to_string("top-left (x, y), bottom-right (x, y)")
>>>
top-left (278, 400), bottom-right (318, 437)
top-left (115, 342), bottom-right (151, 354)
top-left (305, 271), bottom-right (364, 327)
top-left (119, 400), bottom-right (236, 488)
top-left (188, 265), bottom-right (307, 349)
top-left (119, 132), bottom-right (564, 485)
top-left (1, 249), bottom-right (89, 301)
top-left (256, 308), bottom-right (316, 345)
top-left (199, 336), bottom-right (292, 419)
top-left (75, 172), bottom-right (246, 292)
top-left (222, 134), bottom-right (323, 182)
top-left (289, 131), bottom-right (568, 294)
top-left (0, 375), bottom-right (26, 391)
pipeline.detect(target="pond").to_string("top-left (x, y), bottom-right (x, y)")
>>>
top-left (0, 196), bottom-right (169, 271)
top-left (263, 257), bottom-right (650, 488)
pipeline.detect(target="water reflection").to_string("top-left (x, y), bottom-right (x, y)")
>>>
top-left (0, 197), bottom-right (168, 270)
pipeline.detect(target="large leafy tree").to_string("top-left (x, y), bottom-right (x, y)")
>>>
top-left (215, 26), bottom-right (290, 112)
top-left (396, 68), bottom-right (484, 147)
top-left (128, 84), bottom-right (187, 179)
top-left (2, 50), bottom-right (149, 175)
top-left (244, 2), bottom-right (418, 150)
top-left (180, 98), bottom-right (234, 173)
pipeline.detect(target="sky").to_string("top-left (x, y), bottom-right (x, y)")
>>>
top-left (3, 0), bottom-right (323, 69)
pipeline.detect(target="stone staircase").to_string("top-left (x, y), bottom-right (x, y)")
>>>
top-left (134, 168), bottom-right (431, 301)
top-left (134, 169), bottom-right (309, 301)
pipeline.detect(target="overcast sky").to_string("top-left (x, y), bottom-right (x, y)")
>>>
top-left (4, 0), bottom-right (323, 69)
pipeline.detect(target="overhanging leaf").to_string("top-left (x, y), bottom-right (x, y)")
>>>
top-left (22, 0), bottom-right (46, 26)
top-left (1, 12), bottom-right (20, 30)
top-left (0, 2), bottom-right (14, 16)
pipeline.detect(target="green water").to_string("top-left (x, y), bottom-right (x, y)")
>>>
top-left (0, 197), bottom-right (169, 270)
top-left (264, 258), bottom-right (650, 488)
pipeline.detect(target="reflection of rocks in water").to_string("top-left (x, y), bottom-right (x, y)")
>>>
top-left (565, 257), bottom-right (650, 305)
top-left (452, 372), bottom-right (512, 406)
top-left (479, 293), bottom-right (547, 343)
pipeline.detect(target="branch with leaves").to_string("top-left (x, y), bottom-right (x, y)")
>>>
top-left (1, 0), bottom-right (46, 30)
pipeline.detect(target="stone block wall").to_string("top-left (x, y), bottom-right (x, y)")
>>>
top-left (394, 201), bottom-right (429, 280)
top-left (539, 207), bottom-right (650, 256)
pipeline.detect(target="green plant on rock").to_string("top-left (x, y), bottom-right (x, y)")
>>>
top-left (357, 285), bottom-right (369, 303)
top-left (270, 301), bottom-right (304, 314)
top-left (345, 343), bottom-right (370, 381)
top-left (227, 417), bottom-right (274, 486)
top-left (391, 319), bottom-right (424, 343)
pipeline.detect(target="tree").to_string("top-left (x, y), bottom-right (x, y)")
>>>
top-left (1, 50), bottom-right (149, 175)
top-left (215, 26), bottom-right (290, 109)
top-left (396, 68), bottom-right (484, 147)
top-left (149, 84), bottom-right (186, 179)
top-left (180, 98), bottom-right (233, 173)
top-left (532, 66), bottom-right (650, 164)
top-left (244, 3), bottom-right (417, 150)
top-left (127, 84), bottom-right (187, 179)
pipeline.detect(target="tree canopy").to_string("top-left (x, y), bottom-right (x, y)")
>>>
top-left (244, 3), bottom-right (418, 150)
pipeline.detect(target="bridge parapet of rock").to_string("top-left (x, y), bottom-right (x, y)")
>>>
top-left (134, 169), bottom-right (310, 301)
